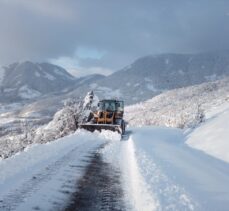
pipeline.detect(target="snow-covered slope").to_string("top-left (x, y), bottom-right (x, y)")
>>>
top-left (125, 77), bottom-right (229, 163)
top-left (186, 102), bottom-right (229, 162)
top-left (126, 127), bottom-right (229, 210)
top-left (126, 76), bottom-right (229, 128)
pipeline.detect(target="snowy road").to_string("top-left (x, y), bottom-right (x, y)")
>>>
top-left (0, 131), bottom-right (113, 210)
top-left (100, 127), bottom-right (229, 210)
top-left (0, 127), bottom-right (229, 210)
top-left (127, 127), bottom-right (229, 211)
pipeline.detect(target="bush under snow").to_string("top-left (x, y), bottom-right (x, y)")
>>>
top-left (125, 77), bottom-right (229, 128)
top-left (0, 91), bottom-right (98, 159)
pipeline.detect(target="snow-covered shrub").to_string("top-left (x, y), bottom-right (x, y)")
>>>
top-left (32, 91), bottom-right (98, 144)
top-left (0, 91), bottom-right (99, 159)
top-left (32, 99), bottom-right (79, 143)
top-left (126, 77), bottom-right (228, 129)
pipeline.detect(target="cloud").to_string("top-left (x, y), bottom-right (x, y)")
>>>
top-left (0, 0), bottom-right (229, 75)
top-left (49, 53), bottom-right (113, 77)
top-left (68, 67), bottom-right (113, 77)
top-left (1, 0), bottom-right (76, 20)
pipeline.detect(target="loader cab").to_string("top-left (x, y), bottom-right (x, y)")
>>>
top-left (80, 99), bottom-right (126, 134)
top-left (98, 100), bottom-right (124, 113)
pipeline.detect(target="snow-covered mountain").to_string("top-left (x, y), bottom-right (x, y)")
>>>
top-left (0, 61), bottom-right (75, 101)
top-left (2, 51), bottom-right (229, 104)
top-left (88, 51), bottom-right (229, 104)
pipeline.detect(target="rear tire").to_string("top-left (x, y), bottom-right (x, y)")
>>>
top-left (121, 120), bottom-right (125, 135)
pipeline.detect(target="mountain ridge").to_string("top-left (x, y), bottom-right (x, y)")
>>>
top-left (90, 51), bottom-right (229, 103)
top-left (0, 61), bottom-right (76, 101)
top-left (1, 51), bottom-right (229, 104)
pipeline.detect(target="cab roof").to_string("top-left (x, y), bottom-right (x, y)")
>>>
top-left (99, 99), bottom-right (124, 103)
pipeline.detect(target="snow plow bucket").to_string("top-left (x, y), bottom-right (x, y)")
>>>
top-left (79, 123), bottom-right (123, 134)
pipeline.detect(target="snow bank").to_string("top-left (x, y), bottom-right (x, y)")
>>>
top-left (99, 131), bottom-right (159, 211)
top-left (120, 137), bottom-right (158, 211)
top-left (100, 127), bottom-right (203, 210)
top-left (129, 126), bottom-right (229, 210)
top-left (186, 102), bottom-right (229, 163)
top-left (97, 129), bottom-right (121, 141)
top-left (0, 131), bottom-right (99, 184)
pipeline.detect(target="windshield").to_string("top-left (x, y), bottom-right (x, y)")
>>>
top-left (104, 102), bottom-right (116, 111)
top-left (98, 100), bottom-right (124, 112)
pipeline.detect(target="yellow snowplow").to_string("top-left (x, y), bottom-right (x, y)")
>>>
top-left (79, 99), bottom-right (126, 134)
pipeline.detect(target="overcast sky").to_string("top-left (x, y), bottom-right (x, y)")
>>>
top-left (0, 0), bottom-right (229, 76)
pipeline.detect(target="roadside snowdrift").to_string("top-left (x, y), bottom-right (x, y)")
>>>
top-left (125, 77), bottom-right (229, 163)
top-left (186, 102), bottom-right (229, 163)
top-left (100, 127), bottom-right (229, 210)
top-left (0, 130), bottom-right (105, 185)
top-left (128, 127), bottom-right (229, 211)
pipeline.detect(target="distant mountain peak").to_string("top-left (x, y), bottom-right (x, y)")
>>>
top-left (87, 51), bottom-right (229, 104)
top-left (0, 61), bottom-right (76, 101)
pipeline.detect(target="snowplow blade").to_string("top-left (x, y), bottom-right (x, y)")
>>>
top-left (79, 123), bottom-right (122, 134)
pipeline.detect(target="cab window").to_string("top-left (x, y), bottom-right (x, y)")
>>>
top-left (116, 101), bottom-right (124, 112)
top-left (104, 102), bottom-right (115, 111)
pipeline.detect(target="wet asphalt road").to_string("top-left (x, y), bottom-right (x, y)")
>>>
top-left (64, 148), bottom-right (125, 211)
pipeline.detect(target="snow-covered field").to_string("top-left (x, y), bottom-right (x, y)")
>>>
top-left (1, 128), bottom-right (228, 210)
top-left (186, 101), bottom-right (229, 163)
